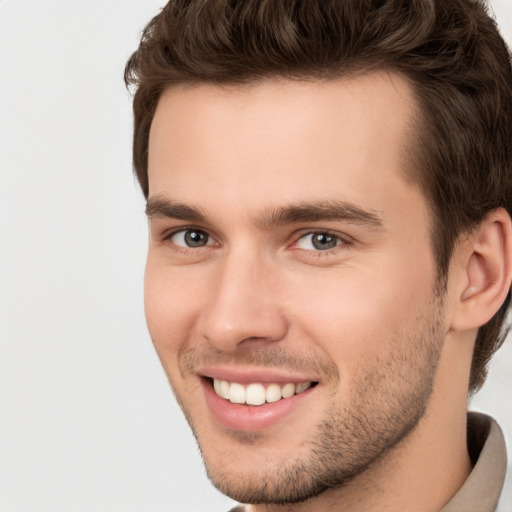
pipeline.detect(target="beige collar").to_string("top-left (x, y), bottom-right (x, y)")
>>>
top-left (440, 412), bottom-right (507, 512)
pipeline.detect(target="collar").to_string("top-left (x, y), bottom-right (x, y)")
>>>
top-left (440, 412), bottom-right (507, 512)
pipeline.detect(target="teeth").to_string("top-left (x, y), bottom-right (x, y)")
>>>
top-left (246, 383), bottom-right (266, 406)
top-left (281, 383), bottom-right (295, 398)
top-left (212, 379), bottom-right (313, 406)
top-left (295, 381), bottom-right (310, 393)
top-left (213, 378), bottom-right (231, 399)
top-left (229, 383), bottom-right (246, 404)
top-left (219, 380), bottom-right (230, 399)
top-left (265, 383), bottom-right (282, 403)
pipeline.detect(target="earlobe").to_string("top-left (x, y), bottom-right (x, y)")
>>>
top-left (451, 208), bottom-right (512, 331)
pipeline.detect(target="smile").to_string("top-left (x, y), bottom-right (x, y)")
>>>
top-left (213, 378), bottom-right (314, 406)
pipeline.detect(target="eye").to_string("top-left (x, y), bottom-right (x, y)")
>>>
top-left (170, 228), bottom-right (213, 248)
top-left (296, 232), bottom-right (342, 251)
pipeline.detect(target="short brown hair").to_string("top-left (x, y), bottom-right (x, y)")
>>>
top-left (125, 0), bottom-right (512, 393)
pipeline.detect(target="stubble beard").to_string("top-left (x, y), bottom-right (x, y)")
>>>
top-left (170, 302), bottom-right (445, 506)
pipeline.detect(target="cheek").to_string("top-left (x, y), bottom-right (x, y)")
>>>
top-left (288, 258), bottom-right (436, 373)
top-left (144, 258), bottom-right (204, 358)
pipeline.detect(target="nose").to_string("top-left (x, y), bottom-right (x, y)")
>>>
top-left (197, 250), bottom-right (288, 351)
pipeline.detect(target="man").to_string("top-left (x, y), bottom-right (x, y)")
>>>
top-left (125, 1), bottom-right (512, 510)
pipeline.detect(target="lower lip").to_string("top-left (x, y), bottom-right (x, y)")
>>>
top-left (202, 379), bottom-right (316, 432)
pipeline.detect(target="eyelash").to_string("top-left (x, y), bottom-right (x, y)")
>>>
top-left (161, 227), bottom-right (351, 257)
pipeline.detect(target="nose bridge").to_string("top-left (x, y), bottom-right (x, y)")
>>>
top-left (199, 246), bottom-right (287, 350)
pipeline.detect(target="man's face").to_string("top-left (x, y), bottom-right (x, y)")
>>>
top-left (145, 74), bottom-right (447, 504)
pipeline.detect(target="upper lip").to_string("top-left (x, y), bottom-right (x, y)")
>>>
top-left (197, 365), bottom-right (319, 385)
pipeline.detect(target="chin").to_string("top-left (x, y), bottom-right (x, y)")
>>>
top-left (195, 388), bottom-right (433, 505)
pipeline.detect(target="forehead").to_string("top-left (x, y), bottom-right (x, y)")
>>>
top-left (147, 73), bottom-right (421, 222)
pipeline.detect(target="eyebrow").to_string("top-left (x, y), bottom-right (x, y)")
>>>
top-left (146, 197), bottom-right (210, 223)
top-left (255, 200), bottom-right (384, 230)
top-left (146, 196), bottom-right (384, 229)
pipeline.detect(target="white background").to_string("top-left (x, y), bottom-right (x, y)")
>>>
top-left (0, 1), bottom-right (511, 511)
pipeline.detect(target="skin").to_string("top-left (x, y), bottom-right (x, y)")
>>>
top-left (145, 73), bottom-right (484, 511)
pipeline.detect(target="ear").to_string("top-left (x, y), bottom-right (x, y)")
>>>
top-left (450, 208), bottom-right (512, 331)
